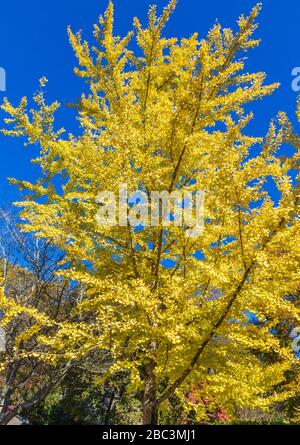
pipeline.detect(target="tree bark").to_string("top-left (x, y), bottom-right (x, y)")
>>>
top-left (141, 361), bottom-right (158, 425)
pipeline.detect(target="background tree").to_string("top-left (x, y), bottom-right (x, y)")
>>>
top-left (27, 366), bottom-right (142, 425)
top-left (1, 1), bottom-right (300, 424)
top-left (0, 211), bottom-right (78, 424)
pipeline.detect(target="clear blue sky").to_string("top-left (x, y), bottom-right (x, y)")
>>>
top-left (0, 0), bottom-right (299, 205)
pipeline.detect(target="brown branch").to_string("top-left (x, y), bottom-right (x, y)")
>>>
top-left (157, 216), bottom-right (286, 405)
top-left (0, 363), bottom-right (72, 425)
top-left (157, 262), bottom-right (254, 405)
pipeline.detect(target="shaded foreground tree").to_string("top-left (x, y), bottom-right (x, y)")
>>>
top-left (1, 1), bottom-right (300, 424)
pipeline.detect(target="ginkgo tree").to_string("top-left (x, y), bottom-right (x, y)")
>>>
top-left (1, 1), bottom-right (300, 424)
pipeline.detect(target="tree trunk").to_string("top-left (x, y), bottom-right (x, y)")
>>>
top-left (142, 361), bottom-right (158, 425)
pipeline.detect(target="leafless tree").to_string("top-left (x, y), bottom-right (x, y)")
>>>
top-left (0, 209), bottom-right (80, 424)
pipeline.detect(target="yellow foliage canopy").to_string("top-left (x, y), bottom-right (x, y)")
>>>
top-left (1, 1), bottom-right (300, 421)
